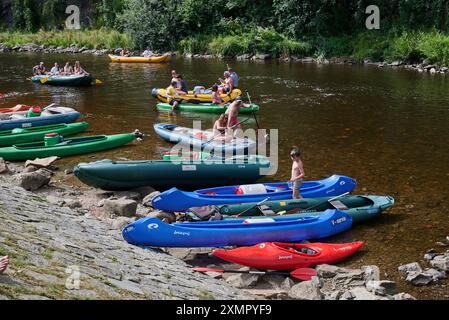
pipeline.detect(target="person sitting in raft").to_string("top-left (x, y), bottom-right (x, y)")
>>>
top-left (166, 80), bottom-right (180, 111)
top-left (176, 74), bottom-right (188, 94)
top-left (142, 48), bottom-right (154, 57)
top-left (0, 255), bottom-right (9, 274)
top-left (213, 113), bottom-right (232, 141)
top-left (120, 49), bottom-right (130, 57)
top-left (50, 62), bottom-right (60, 75)
top-left (32, 62), bottom-right (46, 75)
top-left (228, 67), bottom-right (239, 88)
top-left (74, 61), bottom-right (88, 75)
top-left (211, 84), bottom-right (226, 106)
top-left (218, 71), bottom-right (234, 94)
top-left (62, 62), bottom-right (73, 75)
top-left (170, 70), bottom-right (180, 86)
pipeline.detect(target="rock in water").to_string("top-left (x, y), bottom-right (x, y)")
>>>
top-left (398, 262), bottom-right (422, 274)
top-left (430, 254), bottom-right (449, 272)
top-left (103, 198), bottom-right (138, 217)
top-left (405, 271), bottom-right (433, 286)
top-left (365, 280), bottom-right (397, 296)
top-left (14, 169), bottom-right (52, 191)
top-left (0, 157), bottom-right (8, 174)
top-left (288, 276), bottom-right (323, 300)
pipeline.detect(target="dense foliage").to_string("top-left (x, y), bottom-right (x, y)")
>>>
top-left (2, 0), bottom-right (449, 62)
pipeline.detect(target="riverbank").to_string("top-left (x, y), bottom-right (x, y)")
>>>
top-left (1, 158), bottom-right (443, 300)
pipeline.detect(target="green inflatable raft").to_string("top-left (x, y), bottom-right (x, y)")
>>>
top-left (0, 122), bottom-right (89, 147)
top-left (31, 75), bottom-right (93, 86)
top-left (0, 133), bottom-right (136, 161)
top-left (156, 102), bottom-right (260, 114)
top-left (186, 195), bottom-right (395, 224)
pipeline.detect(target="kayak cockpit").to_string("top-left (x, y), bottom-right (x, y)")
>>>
top-left (13, 135), bottom-right (107, 149)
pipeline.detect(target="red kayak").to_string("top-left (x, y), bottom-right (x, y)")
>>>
top-left (213, 241), bottom-right (364, 271)
top-left (0, 104), bottom-right (31, 113)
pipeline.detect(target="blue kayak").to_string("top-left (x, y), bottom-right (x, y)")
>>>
top-left (151, 174), bottom-right (357, 212)
top-left (153, 123), bottom-right (257, 155)
top-left (0, 106), bottom-right (80, 131)
top-left (122, 209), bottom-right (353, 248)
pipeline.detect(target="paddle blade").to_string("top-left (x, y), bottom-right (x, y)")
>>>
top-left (290, 268), bottom-right (318, 281)
top-left (192, 267), bottom-right (225, 273)
top-left (40, 77), bottom-right (49, 84)
top-left (95, 79), bottom-right (103, 85)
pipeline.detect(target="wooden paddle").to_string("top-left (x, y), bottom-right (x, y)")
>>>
top-left (193, 267), bottom-right (317, 281)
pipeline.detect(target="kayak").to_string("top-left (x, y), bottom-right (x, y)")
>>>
top-left (122, 209), bottom-right (353, 248)
top-left (215, 195), bottom-right (395, 223)
top-left (151, 175), bottom-right (357, 212)
top-left (0, 106), bottom-right (80, 131)
top-left (212, 241), bottom-right (364, 270)
top-left (0, 122), bottom-right (89, 147)
top-left (0, 104), bottom-right (31, 113)
top-left (74, 155), bottom-right (272, 190)
top-left (31, 74), bottom-right (93, 86)
top-left (154, 123), bottom-right (256, 155)
top-left (108, 54), bottom-right (170, 63)
top-left (152, 88), bottom-right (242, 104)
top-left (0, 133), bottom-right (135, 161)
top-left (155, 102), bottom-right (260, 114)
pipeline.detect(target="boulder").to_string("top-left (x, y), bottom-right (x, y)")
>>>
top-left (23, 165), bottom-right (38, 173)
top-left (131, 186), bottom-right (156, 199)
top-left (361, 265), bottom-right (380, 282)
top-left (236, 54), bottom-right (252, 61)
top-left (332, 269), bottom-right (365, 288)
top-left (0, 158), bottom-right (8, 174)
top-left (423, 268), bottom-right (446, 281)
top-left (252, 53), bottom-right (271, 60)
top-left (430, 254), bottom-right (449, 272)
top-left (389, 61), bottom-right (403, 67)
top-left (113, 191), bottom-right (141, 201)
top-left (341, 286), bottom-right (386, 300)
top-left (14, 169), bottom-right (52, 191)
top-left (280, 277), bottom-right (295, 292)
top-left (405, 271), bottom-right (433, 286)
top-left (288, 276), bottom-right (323, 300)
top-left (316, 264), bottom-right (355, 278)
top-left (262, 275), bottom-right (288, 290)
top-left (110, 217), bottom-right (135, 230)
top-left (65, 199), bottom-right (82, 209)
top-left (103, 198), bottom-right (138, 217)
top-left (46, 195), bottom-right (65, 206)
top-left (142, 191), bottom-right (161, 207)
top-left (398, 262), bottom-right (422, 274)
top-left (365, 280), bottom-right (397, 296)
top-left (225, 270), bottom-right (259, 289)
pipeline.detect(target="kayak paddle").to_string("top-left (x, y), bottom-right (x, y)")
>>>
top-left (236, 197), bottom-right (271, 217)
top-left (193, 267), bottom-right (317, 281)
top-left (278, 191), bottom-right (351, 216)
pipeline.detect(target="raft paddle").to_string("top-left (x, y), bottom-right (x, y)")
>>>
top-left (95, 79), bottom-right (103, 85)
top-left (246, 91), bottom-right (269, 141)
top-left (193, 267), bottom-right (317, 281)
top-left (40, 77), bottom-right (49, 84)
top-left (278, 191), bottom-right (351, 216)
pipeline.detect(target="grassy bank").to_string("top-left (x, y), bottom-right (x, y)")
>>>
top-left (2, 28), bottom-right (449, 67)
top-left (0, 29), bottom-right (132, 50)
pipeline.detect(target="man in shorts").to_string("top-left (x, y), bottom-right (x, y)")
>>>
top-left (290, 147), bottom-right (305, 199)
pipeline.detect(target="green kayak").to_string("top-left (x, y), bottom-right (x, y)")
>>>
top-left (0, 122), bottom-right (89, 147)
top-left (188, 195), bottom-right (395, 224)
top-left (156, 102), bottom-right (260, 114)
top-left (31, 75), bottom-right (93, 86)
top-left (0, 133), bottom-right (135, 161)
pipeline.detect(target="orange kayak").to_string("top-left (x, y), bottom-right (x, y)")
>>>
top-left (0, 104), bottom-right (32, 113)
top-left (213, 241), bottom-right (364, 270)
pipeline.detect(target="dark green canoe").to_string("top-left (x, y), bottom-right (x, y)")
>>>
top-left (0, 122), bottom-right (89, 147)
top-left (193, 195), bottom-right (395, 224)
top-left (156, 102), bottom-right (260, 114)
top-left (74, 155), bottom-right (272, 190)
top-left (0, 133), bottom-right (135, 161)
top-left (31, 75), bottom-right (93, 86)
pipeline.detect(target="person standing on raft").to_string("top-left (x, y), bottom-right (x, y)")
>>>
top-left (289, 147), bottom-right (305, 199)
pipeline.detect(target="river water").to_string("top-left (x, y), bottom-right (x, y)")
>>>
top-left (1, 52), bottom-right (448, 299)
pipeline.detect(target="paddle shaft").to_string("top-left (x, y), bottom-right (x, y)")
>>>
top-left (236, 197), bottom-right (271, 217)
top-left (203, 117), bottom-right (251, 145)
top-left (246, 91), bottom-right (260, 129)
top-left (280, 191), bottom-right (351, 216)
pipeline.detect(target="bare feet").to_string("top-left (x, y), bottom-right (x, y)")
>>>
top-left (0, 256), bottom-right (9, 274)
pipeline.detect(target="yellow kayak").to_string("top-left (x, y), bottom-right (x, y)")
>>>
top-left (108, 54), bottom-right (170, 63)
top-left (151, 88), bottom-right (242, 103)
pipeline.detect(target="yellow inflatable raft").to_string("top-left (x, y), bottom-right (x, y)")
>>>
top-left (151, 88), bottom-right (242, 103)
top-left (108, 54), bottom-right (170, 63)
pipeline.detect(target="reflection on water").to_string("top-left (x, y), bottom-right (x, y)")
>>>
top-left (1, 53), bottom-right (449, 299)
